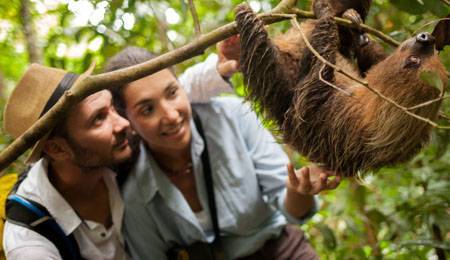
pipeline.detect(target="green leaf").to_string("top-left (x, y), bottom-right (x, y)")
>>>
top-left (390, 0), bottom-right (427, 15)
top-left (316, 223), bottom-right (337, 250)
top-left (367, 209), bottom-right (387, 224)
top-left (420, 70), bottom-right (443, 90)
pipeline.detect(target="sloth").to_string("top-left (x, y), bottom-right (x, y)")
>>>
top-left (235, 0), bottom-right (448, 176)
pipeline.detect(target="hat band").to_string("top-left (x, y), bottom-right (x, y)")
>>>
top-left (39, 73), bottom-right (79, 118)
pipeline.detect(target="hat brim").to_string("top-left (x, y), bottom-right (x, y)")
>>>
top-left (26, 134), bottom-right (49, 163)
top-left (25, 64), bottom-right (95, 163)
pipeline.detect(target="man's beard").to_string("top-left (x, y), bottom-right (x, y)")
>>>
top-left (68, 142), bottom-right (112, 170)
top-left (64, 130), bottom-right (130, 170)
top-left (65, 137), bottom-right (115, 170)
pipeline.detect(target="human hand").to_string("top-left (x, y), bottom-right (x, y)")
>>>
top-left (216, 35), bottom-right (240, 78)
top-left (286, 163), bottom-right (341, 195)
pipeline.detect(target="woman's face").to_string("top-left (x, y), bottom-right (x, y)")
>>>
top-left (123, 69), bottom-right (192, 154)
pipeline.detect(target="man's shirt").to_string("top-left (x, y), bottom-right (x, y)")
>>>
top-left (3, 159), bottom-right (128, 260)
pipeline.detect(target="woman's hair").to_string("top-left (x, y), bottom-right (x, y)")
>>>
top-left (104, 47), bottom-right (162, 177)
top-left (104, 46), bottom-right (176, 117)
top-left (103, 46), bottom-right (158, 117)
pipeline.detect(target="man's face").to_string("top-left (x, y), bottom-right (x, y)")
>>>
top-left (123, 69), bottom-right (192, 155)
top-left (64, 90), bottom-right (132, 168)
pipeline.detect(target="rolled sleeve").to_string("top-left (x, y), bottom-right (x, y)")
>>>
top-left (277, 191), bottom-right (320, 225)
top-left (179, 54), bottom-right (233, 103)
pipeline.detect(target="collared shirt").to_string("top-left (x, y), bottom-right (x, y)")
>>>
top-left (122, 97), bottom-right (317, 260)
top-left (3, 159), bottom-right (129, 260)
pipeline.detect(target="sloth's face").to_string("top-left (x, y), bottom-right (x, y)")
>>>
top-left (367, 32), bottom-right (447, 93)
top-left (400, 32), bottom-right (436, 69)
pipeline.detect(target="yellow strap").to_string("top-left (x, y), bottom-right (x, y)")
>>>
top-left (0, 173), bottom-right (19, 260)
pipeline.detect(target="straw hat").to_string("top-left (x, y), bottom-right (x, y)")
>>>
top-left (3, 63), bottom-right (93, 163)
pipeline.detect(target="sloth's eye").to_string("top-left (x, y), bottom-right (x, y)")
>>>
top-left (404, 55), bottom-right (421, 68)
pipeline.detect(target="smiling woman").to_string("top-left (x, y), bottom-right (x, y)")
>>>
top-left (123, 70), bottom-right (192, 156)
top-left (103, 45), bottom-right (341, 260)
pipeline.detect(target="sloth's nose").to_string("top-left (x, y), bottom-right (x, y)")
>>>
top-left (416, 32), bottom-right (435, 46)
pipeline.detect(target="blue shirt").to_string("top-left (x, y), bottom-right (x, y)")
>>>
top-left (122, 97), bottom-right (317, 259)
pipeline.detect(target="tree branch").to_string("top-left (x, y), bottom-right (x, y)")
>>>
top-left (0, 72), bottom-right (5, 100)
top-left (187, 0), bottom-right (202, 36)
top-left (319, 64), bottom-right (352, 96)
top-left (272, 0), bottom-right (297, 13)
top-left (407, 96), bottom-right (450, 111)
top-left (0, 0), bottom-right (296, 173)
top-left (439, 112), bottom-right (450, 120)
top-left (413, 18), bottom-right (450, 36)
top-left (397, 239), bottom-right (450, 251)
top-left (441, 0), bottom-right (450, 7)
top-left (291, 8), bottom-right (400, 47)
top-left (149, 2), bottom-right (175, 51)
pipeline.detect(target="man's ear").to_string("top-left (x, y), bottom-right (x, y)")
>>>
top-left (42, 137), bottom-right (72, 161)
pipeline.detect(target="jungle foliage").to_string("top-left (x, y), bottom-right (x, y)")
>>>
top-left (0, 0), bottom-right (449, 259)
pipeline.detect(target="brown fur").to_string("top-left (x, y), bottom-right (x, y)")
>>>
top-left (235, 0), bottom-right (448, 176)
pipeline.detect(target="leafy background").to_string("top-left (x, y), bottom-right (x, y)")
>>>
top-left (0, 0), bottom-right (449, 259)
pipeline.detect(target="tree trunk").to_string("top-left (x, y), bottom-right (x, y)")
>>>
top-left (432, 224), bottom-right (446, 260)
top-left (20, 0), bottom-right (42, 64)
top-left (0, 72), bottom-right (5, 100)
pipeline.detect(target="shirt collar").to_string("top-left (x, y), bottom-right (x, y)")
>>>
top-left (102, 169), bottom-right (124, 237)
top-left (134, 119), bottom-right (205, 204)
top-left (132, 142), bottom-right (159, 203)
top-left (190, 116), bottom-right (205, 158)
top-left (132, 118), bottom-right (212, 235)
top-left (20, 158), bottom-right (124, 236)
top-left (21, 158), bottom-right (82, 235)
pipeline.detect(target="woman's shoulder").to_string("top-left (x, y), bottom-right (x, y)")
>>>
top-left (192, 96), bottom-right (253, 116)
top-left (213, 95), bottom-right (247, 107)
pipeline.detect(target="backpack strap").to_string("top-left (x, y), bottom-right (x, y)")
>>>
top-left (6, 194), bottom-right (83, 260)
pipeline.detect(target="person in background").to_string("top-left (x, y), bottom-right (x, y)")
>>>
top-left (3, 64), bottom-right (132, 260)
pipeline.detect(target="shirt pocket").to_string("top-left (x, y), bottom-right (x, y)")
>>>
top-left (212, 150), bottom-right (249, 187)
top-left (213, 155), bottom-right (273, 233)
